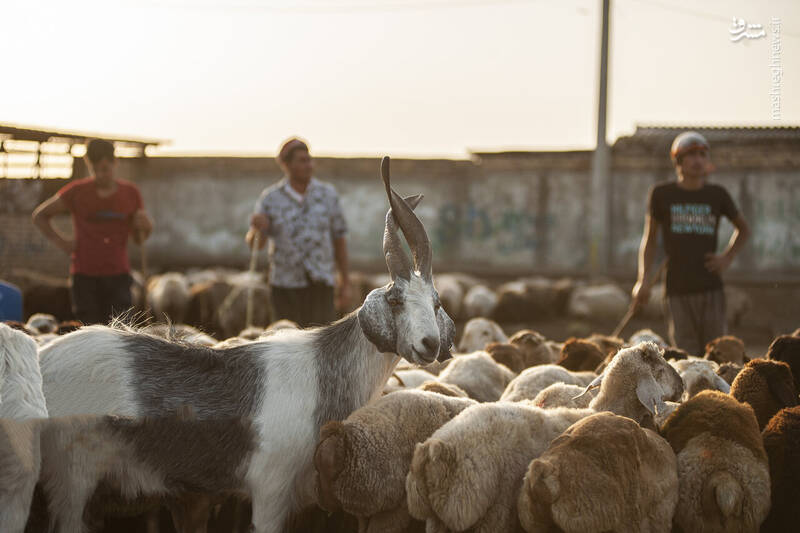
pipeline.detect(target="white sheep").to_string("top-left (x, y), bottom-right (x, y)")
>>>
top-left (629, 328), bottom-right (668, 348)
top-left (147, 272), bottom-right (191, 323)
top-left (37, 157), bottom-right (456, 533)
top-left (406, 402), bottom-right (594, 532)
top-left (518, 412), bottom-right (678, 533)
top-left (531, 382), bottom-right (596, 409)
top-left (434, 274), bottom-right (465, 320)
top-left (25, 313), bottom-right (59, 335)
top-left (462, 284), bottom-right (498, 319)
top-left (500, 365), bottom-right (587, 402)
top-left (670, 358), bottom-right (730, 400)
top-left (437, 351), bottom-right (516, 402)
top-left (458, 317), bottom-right (507, 353)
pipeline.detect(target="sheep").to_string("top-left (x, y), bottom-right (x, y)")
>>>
top-left (567, 283), bottom-right (627, 320)
top-left (217, 279), bottom-right (271, 339)
top-left (584, 333), bottom-right (625, 358)
top-left (716, 361), bottom-right (743, 385)
top-left (185, 279), bottom-right (233, 337)
top-left (509, 329), bottom-right (557, 367)
top-left (37, 157), bottom-right (456, 533)
top-left (730, 358), bottom-right (798, 430)
top-left (35, 409), bottom-right (257, 533)
top-left (580, 342), bottom-right (684, 430)
top-left (436, 351), bottom-right (516, 402)
top-left (485, 341), bottom-right (526, 373)
top-left (556, 338), bottom-right (605, 371)
top-left (0, 323), bottom-right (47, 533)
top-left (660, 390), bottom-right (770, 533)
top-left (531, 382), bottom-right (596, 409)
top-left (417, 380), bottom-right (468, 398)
top-left (25, 313), bottom-right (59, 335)
top-left (664, 346), bottom-right (690, 361)
top-left (147, 272), bottom-right (191, 324)
top-left (384, 368), bottom-right (440, 394)
top-left (313, 390), bottom-right (476, 532)
top-left (670, 358), bottom-right (731, 400)
top-left (629, 328), bottom-right (668, 348)
top-left (704, 335), bottom-right (747, 365)
top-left (458, 317), bottom-right (507, 353)
top-left (462, 284), bottom-right (498, 320)
top-left (500, 365), bottom-right (587, 402)
top-left (0, 323), bottom-right (48, 420)
top-left (406, 402), bottom-right (594, 533)
top-left (766, 334), bottom-right (800, 392)
top-left (760, 405), bottom-right (800, 532)
top-left (518, 412), bottom-right (678, 533)
top-left (434, 274), bottom-right (464, 320)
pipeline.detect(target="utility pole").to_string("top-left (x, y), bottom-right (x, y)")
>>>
top-left (589, 0), bottom-right (612, 276)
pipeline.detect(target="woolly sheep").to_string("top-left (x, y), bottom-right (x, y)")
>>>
top-left (766, 334), bottom-right (800, 393)
top-left (583, 342), bottom-right (684, 429)
top-left (716, 361), bottom-right (743, 385)
top-left (417, 380), bottom-right (468, 398)
top-left (531, 382), bottom-right (596, 409)
top-left (556, 338), bottom-right (605, 371)
top-left (509, 329), bottom-right (557, 367)
top-left (406, 402), bottom-right (593, 532)
top-left (434, 274), bottom-right (464, 320)
top-left (518, 412), bottom-right (678, 533)
top-left (25, 313), bottom-right (59, 335)
top-left (462, 284), bottom-right (498, 320)
top-left (437, 351), bottom-right (516, 402)
top-left (761, 405), bottom-right (800, 532)
top-left (704, 335), bottom-right (747, 366)
top-left (629, 328), bottom-right (668, 348)
top-left (458, 317), bottom-right (507, 353)
top-left (660, 390), bottom-right (770, 533)
top-left (567, 284), bottom-right (627, 320)
top-left (147, 272), bottom-right (191, 324)
top-left (314, 390), bottom-right (476, 532)
top-left (500, 365), bottom-right (586, 402)
top-left (670, 358), bottom-right (731, 400)
top-left (730, 358), bottom-right (798, 430)
top-left (485, 342), bottom-right (526, 374)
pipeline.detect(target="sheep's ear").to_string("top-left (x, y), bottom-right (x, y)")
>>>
top-left (358, 287), bottom-right (397, 354)
top-left (314, 422), bottom-right (346, 512)
top-left (436, 307), bottom-right (455, 362)
top-left (636, 374), bottom-right (666, 415)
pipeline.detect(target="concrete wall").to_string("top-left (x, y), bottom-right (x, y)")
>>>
top-left (2, 134), bottom-right (799, 283)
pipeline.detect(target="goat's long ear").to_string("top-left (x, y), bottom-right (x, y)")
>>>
top-left (436, 307), bottom-right (455, 362)
top-left (636, 374), bottom-right (667, 415)
top-left (358, 287), bottom-right (397, 354)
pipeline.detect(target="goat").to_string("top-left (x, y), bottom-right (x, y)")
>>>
top-left (37, 157), bottom-right (455, 533)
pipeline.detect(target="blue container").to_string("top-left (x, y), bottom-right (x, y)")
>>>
top-left (0, 280), bottom-right (23, 322)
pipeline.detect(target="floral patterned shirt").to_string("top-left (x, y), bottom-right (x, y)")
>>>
top-left (254, 177), bottom-right (348, 288)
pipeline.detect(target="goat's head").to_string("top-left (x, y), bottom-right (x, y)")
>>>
top-left (358, 157), bottom-right (454, 365)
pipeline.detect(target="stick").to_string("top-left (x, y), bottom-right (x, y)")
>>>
top-left (245, 232), bottom-right (260, 329)
top-left (612, 259), bottom-right (667, 339)
top-left (138, 231), bottom-right (150, 315)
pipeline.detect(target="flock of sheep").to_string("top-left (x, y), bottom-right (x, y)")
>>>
top-left (1, 159), bottom-right (799, 533)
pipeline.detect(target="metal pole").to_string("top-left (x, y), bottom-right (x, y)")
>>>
top-left (590, 0), bottom-right (611, 276)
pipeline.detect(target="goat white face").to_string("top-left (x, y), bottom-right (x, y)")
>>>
top-left (357, 157), bottom-right (455, 365)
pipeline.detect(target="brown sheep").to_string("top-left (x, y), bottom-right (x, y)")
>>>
top-left (664, 347), bottom-right (690, 361)
top-left (660, 391), bottom-right (770, 533)
top-left (716, 361), bottom-right (743, 386)
top-left (509, 330), bottom-right (556, 367)
top-left (584, 333), bottom-right (624, 358)
top-left (730, 359), bottom-right (798, 430)
top-left (485, 342), bottom-right (526, 374)
top-left (766, 334), bottom-right (800, 393)
top-left (704, 335), bottom-right (747, 366)
top-left (761, 405), bottom-right (800, 533)
top-left (417, 381), bottom-right (468, 398)
top-left (556, 338), bottom-right (605, 372)
top-left (518, 412), bottom-right (678, 533)
top-left (314, 390), bottom-right (475, 532)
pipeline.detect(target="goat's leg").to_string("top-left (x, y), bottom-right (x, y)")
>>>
top-left (0, 488), bottom-right (35, 533)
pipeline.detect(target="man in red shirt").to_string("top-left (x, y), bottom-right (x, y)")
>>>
top-left (32, 139), bottom-right (153, 324)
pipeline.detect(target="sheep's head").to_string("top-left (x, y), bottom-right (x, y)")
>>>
top-left (358, 157), bottom-right (454, 365)
top-left (579, 341), bottom-right (684, 419)
top-left (705, 335), bottom-right (747, 365)
top-left (458, 318), bottom-right (507, 353)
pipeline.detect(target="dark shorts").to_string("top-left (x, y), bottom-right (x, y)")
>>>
top-left (71, 273), bottom-right (133, 325)
top-left (665, 288), bottom-right (727, 356)
top-left (270, 282), bottom-right (335, 328)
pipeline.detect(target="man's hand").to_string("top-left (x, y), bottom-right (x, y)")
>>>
top-left (246, 214), bottom-right (269, 250)
top-left (58, 239), bottom-right (76, 254)
top-left (251, 213), bottom-right (269, 232)
top-left (336, 280), bottom-right (351, 313)
top-left (131, 210), bottom-right (153, 245)
top-left (704, 253), bottom-right (732, 274)
top-left (631, 279), bottom-right (651, 310)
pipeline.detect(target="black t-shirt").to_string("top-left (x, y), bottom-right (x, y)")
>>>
top-left (648, 181), bottom-right (739, 295)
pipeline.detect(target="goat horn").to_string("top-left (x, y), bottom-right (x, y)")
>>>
top-left (571, 373), bottom-right (604, 401)
top-left (380, 156), bottom-right (433, 281)
top-left (384, 194), bottom-right (423, 281)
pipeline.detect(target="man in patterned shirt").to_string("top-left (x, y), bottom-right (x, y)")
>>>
top-left (246, 138), bottom-right (350, 327)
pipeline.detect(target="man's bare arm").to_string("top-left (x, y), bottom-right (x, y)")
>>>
top-left (131, 209), bottom-right (154, 244)
top-left (632, 214), bottom-right (659, 307)
top-left (31, 195), bottom-right (74, 254)
top-left (246, 213), bottom-right (269, 250)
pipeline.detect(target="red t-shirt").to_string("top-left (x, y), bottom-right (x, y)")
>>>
top-left (57, 177), bottom-right (143, 276)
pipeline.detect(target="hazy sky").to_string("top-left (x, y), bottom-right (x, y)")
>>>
top-left (5, 0), bottom-right (798, 158)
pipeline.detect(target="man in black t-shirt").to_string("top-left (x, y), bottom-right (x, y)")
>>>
top-left (631, 132), bottom-right (751, 355)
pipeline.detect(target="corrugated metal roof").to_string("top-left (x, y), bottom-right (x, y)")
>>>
top-left (630, 125), bottom-right (800, 141)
